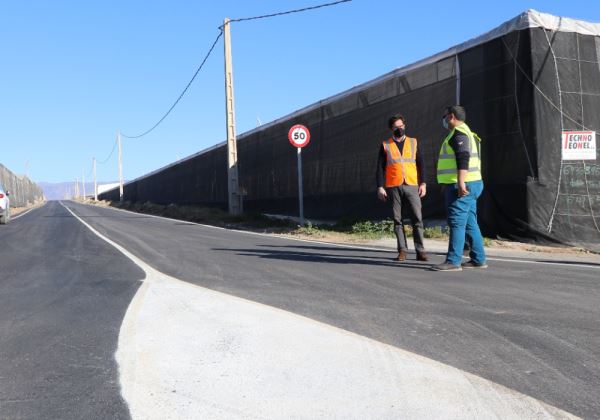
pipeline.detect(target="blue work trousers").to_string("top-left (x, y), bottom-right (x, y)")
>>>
top-left (443, 180), bottom-right (486, 266)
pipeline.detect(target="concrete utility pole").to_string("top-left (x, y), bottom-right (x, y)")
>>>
top-left (82, 168), bottom-right (86, 199)
top-left (118, 131), bottom-right (124, 202)
top-left (75, 178), bottom-right (79, 199)
top-left (93, 157), bottom-right (98, 201)
top-left (223, 18), bottom-right (242, 215)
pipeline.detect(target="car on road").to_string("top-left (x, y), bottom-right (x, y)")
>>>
top-left (0, 185), bottom-right (10, 224)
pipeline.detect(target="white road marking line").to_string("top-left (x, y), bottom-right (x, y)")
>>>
top-left (11, 204), bottom-right (44, 220)
top-left (72, 201), bottom-right (600, 270)
top-left (61, 200), bottom-right (579, 419)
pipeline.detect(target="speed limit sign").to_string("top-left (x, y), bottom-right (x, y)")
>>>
top-left (288, 124), bottom-right (310, 226)
top-left (288, 124), bottom-right (311, 148)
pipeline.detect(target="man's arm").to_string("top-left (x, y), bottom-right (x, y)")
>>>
top-left (416, 144), bottom-right (427, 197)
top-left (449, 132), bottom-right (470, 197)
top-left (376, 145), bottom-right (387, 201)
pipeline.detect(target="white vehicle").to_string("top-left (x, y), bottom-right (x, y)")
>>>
top-left (0, 185), bottom-right (10, 224)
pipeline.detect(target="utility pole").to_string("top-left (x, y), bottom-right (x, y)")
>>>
top-left (223, 18), bottom-right (242, 215)
top-left (82, 168), bottom-right (86, 199)
top-left (75, 178), bottom-right (79, 199)
top-left (118, 130), bottom-right (124, 202)
top-left (93, 157), bottom-right (98, 201)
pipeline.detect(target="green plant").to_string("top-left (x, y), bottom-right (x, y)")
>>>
top-left (350, 219), bottom-right (395, 238)
top-left (298, 221), bottom-right (320, 235)
top-left (423, 226), bottom-right (449, 239)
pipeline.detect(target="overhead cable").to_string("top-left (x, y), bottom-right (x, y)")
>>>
top-left (97, 138), bottom-right (118, 164)
top-left (223, 0), bottom-right (352, 26)
top-left (122, 30), bottom-right (224, 139)
top-left (121, 0), bottom-right (351, 140)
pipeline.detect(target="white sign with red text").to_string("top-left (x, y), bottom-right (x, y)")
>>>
top-left (562, 131), bottom-right (596, 160)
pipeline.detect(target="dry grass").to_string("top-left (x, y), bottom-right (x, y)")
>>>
top-left (83, 199), bottom-right (594, 255)
top-left (10, 199), bottom-right (46, 216)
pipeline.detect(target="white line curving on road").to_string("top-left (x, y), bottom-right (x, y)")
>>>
top-left (11, 204), bottom-right (43, 220)
top-left (60, 201), bottom-right (580, 419)
top-left (75, 201), bottom-right (600, 270)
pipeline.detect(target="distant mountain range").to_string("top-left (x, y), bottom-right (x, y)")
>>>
top-left (38, 181), bottom-right (120, 200)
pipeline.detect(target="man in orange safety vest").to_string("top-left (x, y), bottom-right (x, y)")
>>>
top-left (376, 114), bottom-right (428, 262)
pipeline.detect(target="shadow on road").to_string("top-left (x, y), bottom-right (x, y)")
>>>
top-left (212, 247), bottom-right (433, 270)
top-left (257, 243), bottom-right (391, 253)
top-left (259, 243), bottom-right (448, 258)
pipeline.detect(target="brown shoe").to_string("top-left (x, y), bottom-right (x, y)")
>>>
top-left (416, 252), bottom-right (429, 262)
top-left (396, 250), bottom-right (407, 261)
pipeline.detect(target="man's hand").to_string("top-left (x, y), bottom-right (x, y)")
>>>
top-left (418, 183), bottom-right (427, 198)
top-left (457, 169), bottom-right (469, 197)
top-left (377, 187), bottom-right (387, 202)
top-left (458, 182), bottom-right (469, 197)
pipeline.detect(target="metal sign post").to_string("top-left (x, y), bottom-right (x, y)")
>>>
top-left (297, 147), bottom-right (304, 226)
top-left (288, 124), bottom-right (311, 227)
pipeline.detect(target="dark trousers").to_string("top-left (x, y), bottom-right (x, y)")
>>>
top-left (390, 185), bottom-right (425, 252)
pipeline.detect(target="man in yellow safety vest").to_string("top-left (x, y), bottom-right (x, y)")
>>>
top-left (431, 105), bottom-right (487, 271)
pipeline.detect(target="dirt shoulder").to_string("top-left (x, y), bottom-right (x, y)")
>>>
top-left (10, 200), bottom-right (46, 216)
top-left (82, 199), bottom-right (598, 258)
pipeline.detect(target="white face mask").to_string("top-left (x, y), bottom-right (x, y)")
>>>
top-left (442, 117), bottom-right (449, 130)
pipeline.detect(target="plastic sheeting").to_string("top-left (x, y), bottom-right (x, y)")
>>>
top-left (100, 11), bottom-right (600, 250)
top-left (527, 29), bottom-right (600, 250)
top-left (101, 57), bottom-right (457, 222)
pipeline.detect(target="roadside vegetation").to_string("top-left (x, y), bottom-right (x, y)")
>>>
top-left (9, 199), bottom-right (46, 217)
top-left (82, 199), bottom-right (597, 254)
top-left (91, 199), bottom-right (458, 242)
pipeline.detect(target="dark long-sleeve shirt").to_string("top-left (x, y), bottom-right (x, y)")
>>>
top-left (376, 136), bottom-right (426, 188)
top-left (448, 131), bottom-right (471, 170)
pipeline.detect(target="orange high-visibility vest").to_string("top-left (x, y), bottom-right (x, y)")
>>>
top-left (383, 136), bottom-right (418, 187)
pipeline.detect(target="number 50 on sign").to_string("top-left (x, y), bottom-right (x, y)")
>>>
top-left (288, 125), bottom-right (311, 148)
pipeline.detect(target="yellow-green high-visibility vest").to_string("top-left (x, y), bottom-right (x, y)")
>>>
top-left (436, 122), bottom-right (482, 184)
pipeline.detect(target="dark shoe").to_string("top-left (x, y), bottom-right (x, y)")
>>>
top-left (461, 260), bottom-right (488, 269)
top-left (396, 250), bottom-right (407, 261)
top-left (416, 252), bottom-right (429, 262)
top-left (431, 262), bottom-right (462, 271)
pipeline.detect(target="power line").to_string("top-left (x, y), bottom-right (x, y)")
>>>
top-left (120, 0), bottom-right (351, 140)
top-left (97, 138), bottom-right (118, 164)
top-left (121, 30), bottom-right (224, 139)
top-left (223, 0), bottom-right (352, 26)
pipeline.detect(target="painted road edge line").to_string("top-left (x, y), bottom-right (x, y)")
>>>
top-left (11, 202), bottom-right (47, 220)
top-left (73, 200), bottom-right (600, 270)
top-left (60, 201), bottom-right (579, 419)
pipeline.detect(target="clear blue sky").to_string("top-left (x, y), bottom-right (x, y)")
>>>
top-left (1, 0), bottom-right (599, 183)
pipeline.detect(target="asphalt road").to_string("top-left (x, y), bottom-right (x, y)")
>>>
top-left (0, 202), bottom-right (143, 419)
top-left (1, 201), bottom-right (599, 418)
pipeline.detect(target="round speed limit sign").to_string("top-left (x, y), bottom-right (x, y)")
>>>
top-left (288, 124), bottom-right (311, 148)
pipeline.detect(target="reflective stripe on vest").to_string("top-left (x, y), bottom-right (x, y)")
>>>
top-left (436, 123), bottom-right (482, 184)
top-left (383, 137), bottom-right (418, 187)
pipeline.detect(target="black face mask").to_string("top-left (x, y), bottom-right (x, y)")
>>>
top-left (393, 127), bottom-right (405, 138)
